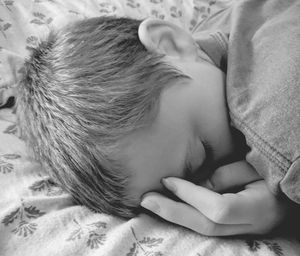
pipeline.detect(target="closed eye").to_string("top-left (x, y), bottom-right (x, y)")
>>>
top-left (202, 140), bottom-right (215, 165)
top-left (183, 139), bottom-right (215, 182)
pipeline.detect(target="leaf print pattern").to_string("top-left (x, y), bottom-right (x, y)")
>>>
top-left (209, 0), bottom-right (217, 6)
top-left (126, 227), bottom-right (164, 256)
top-left (99, 2), bottom-right (117, 14)
top-left (0, 153), bottom-right (20, 174)
top-left (263, 241), bottom-right (284, 256)
top-left (2, 208), bottom-right (20, 225)
top-left (12, 221), bottom-right (38, 237)
top-left (1, 200), bottom-right (46, 237)
top-left (24, 206), bottom-right (45, 219)
top-left (0, 18), bottom-right (12, 38)
top-left (246, 240), bottom-right (283, 256)
top-left (66, 219), bottom-right (107, 249)
top-left (246, 239), bottom-right (261, 251)
top-left (139, 237), bottom-right (163, 248)
top-left (189, 0), bottom-right (213, 30)
top-left (127, 242), bottom-right (138, 256)
top-left (2, 153), bottom-right (21, 160)
top-left (126, 0), bottom-right (140, 9)
top-left (0, 159), bottom-right (13, 173)
top-left (87, 232), bottom-right (106, 249)
top-left (68, 226), bottom-right (84, 241)
top-left (26, 35), bottom-right (39, 50)
top-left (170, 6), bottom-right (182, 18)
top-left (150, 0), bottom-right (163, 4)
top-left (29, 179), bottom-right (65, 196)
top-left (3, 123), bottom-right (18, 135)
top-left (0, 0), bottom-right (14, 12)
top-left (68, 9), bottom-right (81, 15)
top-left (68, 9), bottom-right (88, 19)
top-left (151, 9), bottom-right (165, 20)
top-left (34, 0), bottom-right (55, 3)
top-left (30, 12), bottom-right (53, 26)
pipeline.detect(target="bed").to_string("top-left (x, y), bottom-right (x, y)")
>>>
top-left (1, 0), bottom-right (300, 255)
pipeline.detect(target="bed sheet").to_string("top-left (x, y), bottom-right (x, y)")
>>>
top-left (1, 0), bottom-right (300, 255)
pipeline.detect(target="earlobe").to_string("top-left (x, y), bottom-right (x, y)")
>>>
top-left (138, 18), bottom-right (197, 58)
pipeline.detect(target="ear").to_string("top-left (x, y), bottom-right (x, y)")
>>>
top-left (138, 18), bottom-right (197, 59)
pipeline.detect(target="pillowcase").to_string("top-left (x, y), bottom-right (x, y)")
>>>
top-left (0, 0), bottom-right (231, 107)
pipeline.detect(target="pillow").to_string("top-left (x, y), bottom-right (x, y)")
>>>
top-left (2, 1), bottom-right (300, 256)
top-left (0, 0), bottom-right (231, 106)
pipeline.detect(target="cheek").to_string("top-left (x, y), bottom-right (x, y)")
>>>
top-left (126, 143), bottom-right (187, 202)
top-left (190, 139), bottom-right (206, 170)
top-left (127, 167), bottom-right (165, 204)
top-left (125, 139), bottom-right (189, 200)
top-left (128, 154), bottom-right (182, 198)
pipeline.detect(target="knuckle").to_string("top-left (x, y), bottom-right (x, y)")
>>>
top-left (196, 222), bottom-right (216, 236)
top-left (199, 179), bottom-right (214, 190)
top-left (211, 200), bottom-right (232, 223)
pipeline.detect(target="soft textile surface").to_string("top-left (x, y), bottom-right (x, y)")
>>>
top-left (1, 0), bottom-right (300, 255)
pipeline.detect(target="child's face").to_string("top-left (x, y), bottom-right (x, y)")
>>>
top-left (120, 57), bottom-right (235, 202)
top-left (118, 19), bottom-right (235, 202)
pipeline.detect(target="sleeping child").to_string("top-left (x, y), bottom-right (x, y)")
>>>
top-left (16, 0), bottom-right (300, 236)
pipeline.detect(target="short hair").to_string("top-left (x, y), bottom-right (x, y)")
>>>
top-left (17, 16), bottom-right (188, 218)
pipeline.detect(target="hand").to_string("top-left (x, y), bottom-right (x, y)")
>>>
top-left (140, 161), bottom-right (289, 236)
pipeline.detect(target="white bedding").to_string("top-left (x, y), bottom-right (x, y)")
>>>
top-left (1, 0), bottom-right (300, 255)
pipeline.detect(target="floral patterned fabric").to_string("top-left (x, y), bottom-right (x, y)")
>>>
top-left (1, 0), bottom-right (300, 255)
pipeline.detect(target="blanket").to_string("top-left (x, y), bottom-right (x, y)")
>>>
top-left (1, 1), bottom-right (300, 255)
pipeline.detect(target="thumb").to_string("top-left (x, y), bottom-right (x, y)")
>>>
top-left (198, 161), bottom-right (262, 192)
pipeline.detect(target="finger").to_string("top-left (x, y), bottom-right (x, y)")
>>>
top-left (141, 192), bottom-right (253, 236)
top-left (198, 161), bottom-right (262, 192)
top-left (162, 177), bottom-right (259, 225)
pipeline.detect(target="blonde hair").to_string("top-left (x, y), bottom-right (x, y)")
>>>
top-left (17, 16), bottom-right (188, 218)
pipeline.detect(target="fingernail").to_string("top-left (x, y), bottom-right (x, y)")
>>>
top-left (140, 198), bottom-right (160, 213)
top-left (162, 178), bottom-right (177, 193)
top-left (198, 180), bottom-right (212, 189)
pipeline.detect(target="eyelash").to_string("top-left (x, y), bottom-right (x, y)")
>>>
top-left (184, 140), bottom-right (215, 176)
top-left (202, 140), bottom-right (215, 162)
top-left (185, 160), bottom-right (193, 173)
